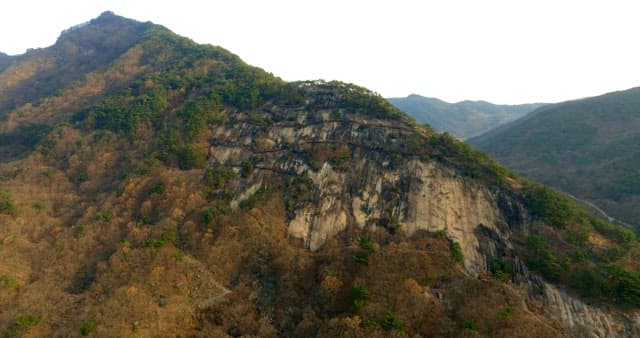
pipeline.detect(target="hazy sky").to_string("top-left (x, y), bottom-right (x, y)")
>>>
top-left (2, 0), bottom-right (640, 104)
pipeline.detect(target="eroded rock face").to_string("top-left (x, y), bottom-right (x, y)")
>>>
top-left (207, 103), bottom-right (639, 337)
top-left (210, 109), bottom-right (502, 264)
top-left (285, 159), bottom-right (502, 273)
top-left (542, 283), bottom-right (640, 338)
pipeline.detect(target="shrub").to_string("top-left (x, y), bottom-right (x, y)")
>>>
top-left (96, 211), bottom-right (112, 222)
top-left (80, 319), bottom-right (98, 336)
top-left (566, 229), bottom-right (590, 245)
top-left (14, 315), bottom-right (39, 329)
top-left (0, 275), bottom-right (20, 291)
top-left (524, 235), bottom-right (562, 282)
top-left (500, 305), bottom-right (515, 320)
top-left (601, 247), bottom-right (626, 262)
top-left (450, 241), bottom-right (463, 263)
top-left (353, 254), bottom-right (369, 264)
top-left (143, 230), bottom-right (177, 248)
top-left (203, 166), bottom-right (236, 198)
top-left (491, 258), bottom-right (514, 282)
top-left (148, 181), bottom-right (165, 195)
top-left (3, 315), bottom-right (40, 336)
top-left (178, 144), bottom-right (207, 169)
top-left (32, 201), bottom-right (46, 212)
top-left (349, 285), bottom-right (370, 314)
top-left (569, 268), bottom-right (606, 299)
top-left (353, 237), bottom-right (374, 264)
top-left (462, 319), bottom-right (479, 332)
top-left (171, 252), bottom-right (185, 261)
top-left (0, 189), bottom-right (17, 216)
top-left (379, 311), bottom-right (404, 332)
top-left (201, 208), bottom-right (214, 224)
top-left (609, 266), bottom-right (640, 307)
top-left (358, 237), bottom-right (374, 253)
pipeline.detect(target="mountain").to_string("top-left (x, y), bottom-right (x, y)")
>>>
top-left (388, 94), bottom-right (545, 139)
top-left (1, 12), bottom-right (640, 337)
top-left (470, 87), bottom-right (640, 229)
top-left (0, 52), bottom-right (12, 72)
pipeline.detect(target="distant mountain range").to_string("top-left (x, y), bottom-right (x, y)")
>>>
top-left (387, 94), bottom-right (546, 139)
top-left (470, 87), bottom-right (640, 228)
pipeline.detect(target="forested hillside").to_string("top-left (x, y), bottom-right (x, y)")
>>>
top-left (0, 12), bottom-right (639, 337)
top-left (471, 87), bottom-right (640, 229)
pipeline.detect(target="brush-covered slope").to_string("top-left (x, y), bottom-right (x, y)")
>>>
top-left (470, 87), bottom-right (640, 229)
top-left (1, 12), bottom-right (640, 337)
top-left (388, 94), bottom-right (545, 139)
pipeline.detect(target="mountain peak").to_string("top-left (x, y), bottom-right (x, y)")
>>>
top-left (89, 10), bottom-right (144, 26)
top-left (0, 12), bottom-right (164, 116)
top-left (58, 10), bottom-right (152, 42)
top-left (51, 10), bottom-right (161, 64)
top-left (98, 10), bottom-right (116, 18)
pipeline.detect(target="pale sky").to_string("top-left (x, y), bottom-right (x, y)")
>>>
top-left (2, 0), bottom-right (640, 104)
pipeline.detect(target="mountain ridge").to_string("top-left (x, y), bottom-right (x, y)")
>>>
top-left (388, 94), bottom-right (546, 139)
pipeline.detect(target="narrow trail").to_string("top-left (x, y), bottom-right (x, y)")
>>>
top-left (564, 192), bottom-right (614, 221)
top-left (562, 191), bottom-right (635, 228)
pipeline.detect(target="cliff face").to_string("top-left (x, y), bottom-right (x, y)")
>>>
top-left (541, 283), bottom-right (640, 337)
top-left (211, 112), bottom-right (501, 269)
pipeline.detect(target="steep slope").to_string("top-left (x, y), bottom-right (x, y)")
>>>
top-left (1, 13), bottom-right (640, 337)
top-left (470, 87), bottom-right (640, 229)
top-left (388, 94), bottom-right (545, 139)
